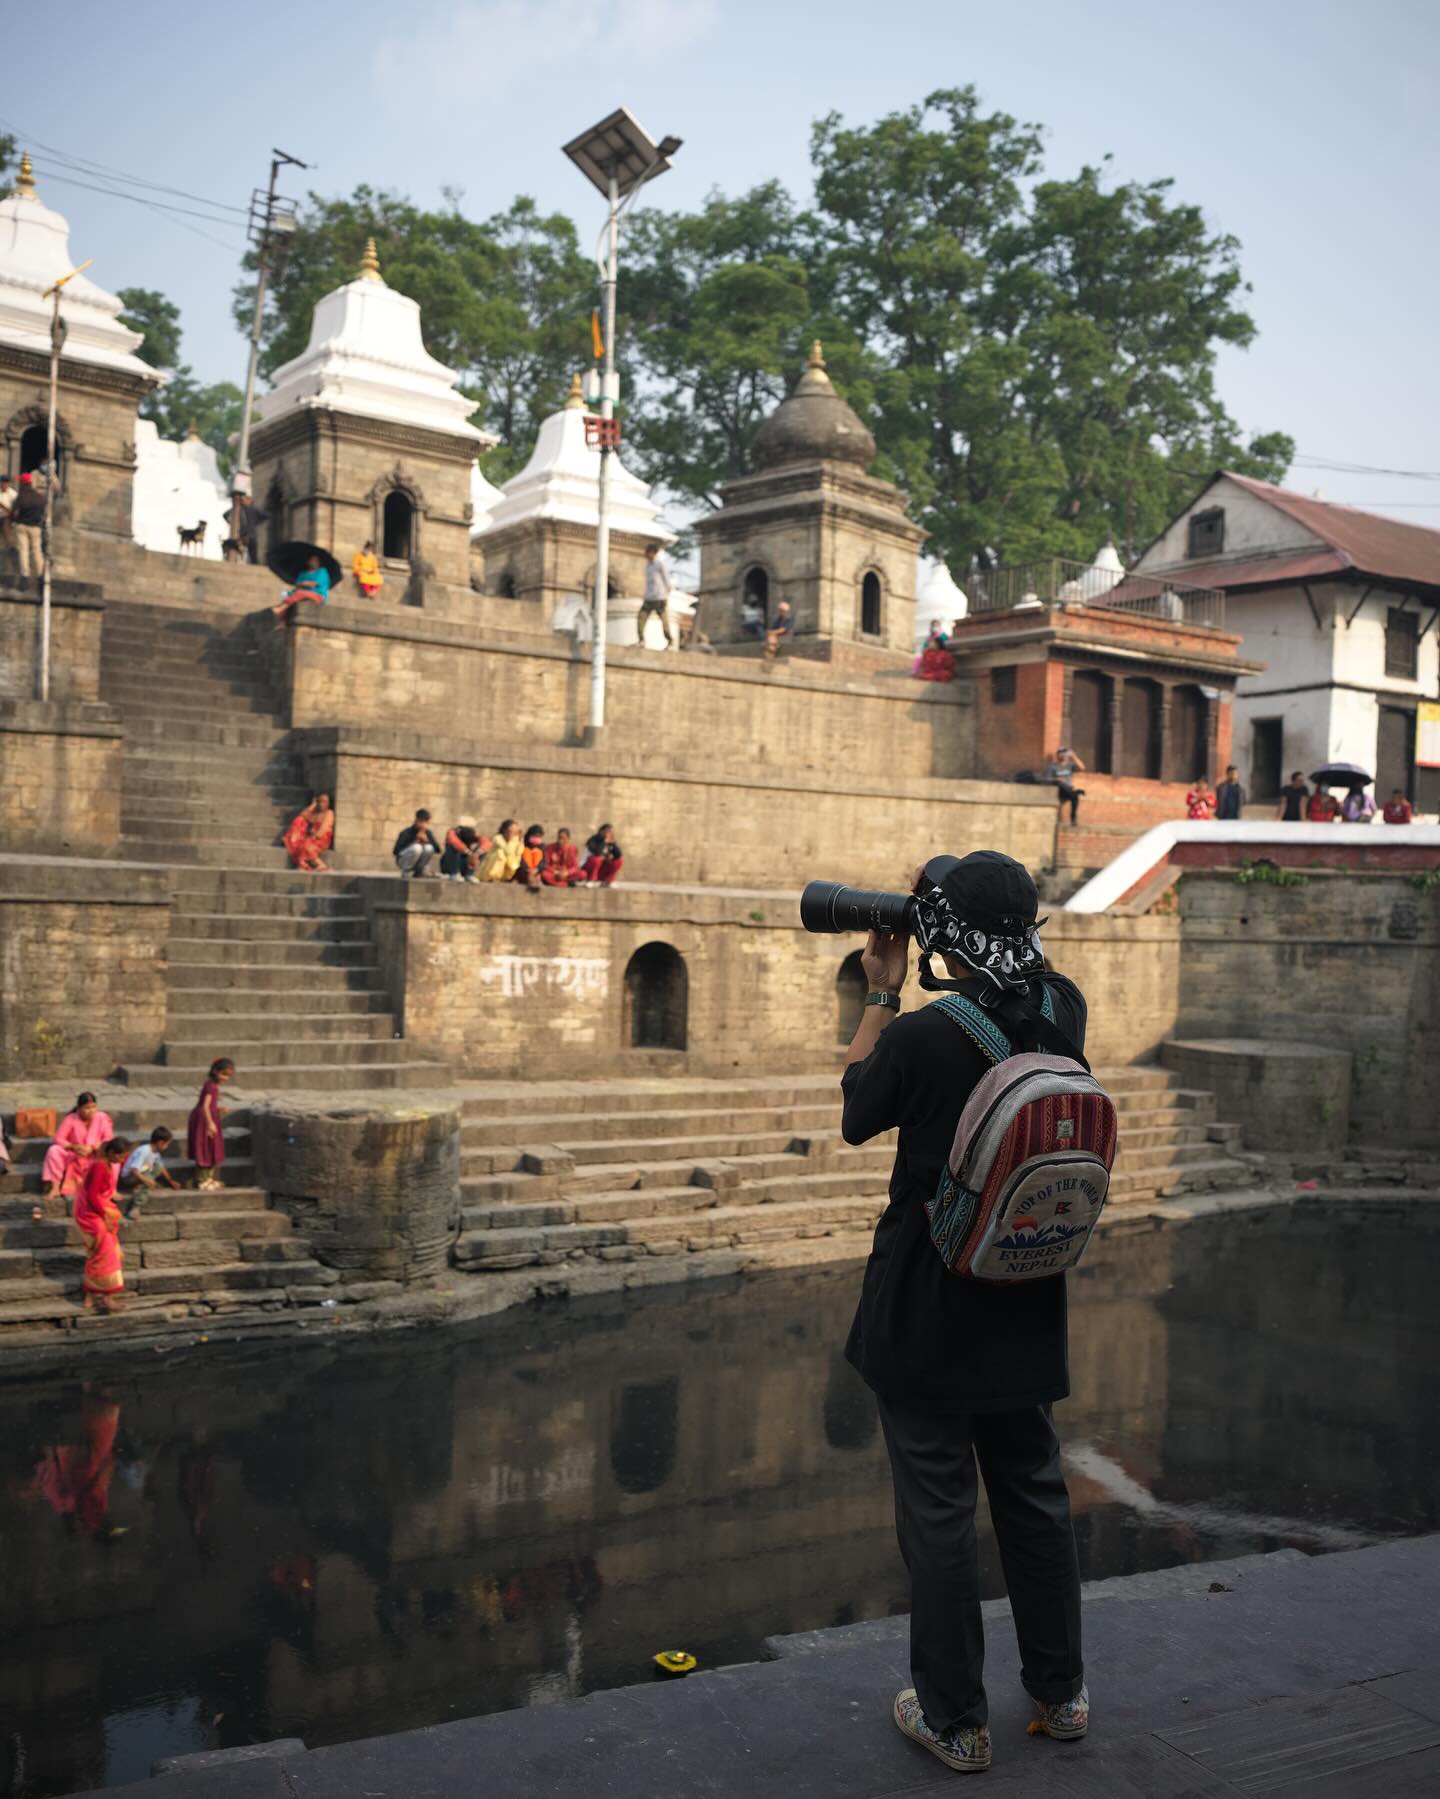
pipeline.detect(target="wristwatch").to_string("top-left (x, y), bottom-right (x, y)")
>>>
top-left (865, 990), bottom-right (902, 1013)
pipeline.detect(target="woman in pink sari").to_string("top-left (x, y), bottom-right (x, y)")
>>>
top-left (284, 792), bottom-right (335, 871)
top-left (187, 1058), bottom-right (234, 1189)
top-left (38, 1091), bottom-right (114, 1220)
top-left (74, 1139), bottom-right (130, 1314)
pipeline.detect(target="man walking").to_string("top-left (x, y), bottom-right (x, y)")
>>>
top-left (1215, 764), bottom-right (1245, 820)
top-left (638, 542), bottom-right (674, 649)
top-left (13, 473), bottom-right (45, 580)
top-left (840, 851), bottom-right (1089, 1775)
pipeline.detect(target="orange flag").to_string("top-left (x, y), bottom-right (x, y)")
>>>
top-left (591, 310), bottom-right (604, 360)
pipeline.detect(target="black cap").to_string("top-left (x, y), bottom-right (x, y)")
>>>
top-left (923, 850), bottom-right (1038, 930)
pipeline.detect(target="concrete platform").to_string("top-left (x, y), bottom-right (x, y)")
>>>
top-left (78, 1536), bottom-right (1440, 1796)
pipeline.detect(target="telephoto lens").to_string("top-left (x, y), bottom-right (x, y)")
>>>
top-left (799, 881), bottom-right (916, 936)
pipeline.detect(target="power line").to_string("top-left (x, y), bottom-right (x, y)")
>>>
top-left (0, 117), bottom-right (247, 216)
top-left (1291, 454), bottom-right (1440, 482)
top-left (26, 167), bottom-right (245, 255)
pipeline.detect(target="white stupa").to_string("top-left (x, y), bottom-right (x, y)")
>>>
top-left (1085, 539), bottom-right (1125, 597)
top-left (470, 460), bottom-right (504, 537)
top-left (131, 420), bottom-right (229, 558)
top-left (478, 375), bottom-right (670, 543)
top-left (914, 558), bottom-right (969, 648)
top-left (0, 152), bottom-right (157, 382)
top-left (252, 240), bottom-right (490, 443)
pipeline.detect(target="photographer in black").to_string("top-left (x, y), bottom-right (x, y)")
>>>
top-left (829, 850), bottom-right (1088, 1773)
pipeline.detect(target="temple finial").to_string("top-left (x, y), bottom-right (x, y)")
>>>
top-left (15, 151), bottom-right (38, 203)
top-left (564, 372), bottom-right (584, 410)
top-left (358, 237), bottom-right (384, 283)
top-left (807, 339), bottom-right (825, 371)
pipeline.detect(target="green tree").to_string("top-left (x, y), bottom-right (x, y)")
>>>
top-left (118, 287), bottom-right (244, 477)
top-left (235, 187), bottom-right (594, 481)
top-left (0, 135), bottom-right (16, 200)
top-left (810, 88), bottom-right (1291, 569)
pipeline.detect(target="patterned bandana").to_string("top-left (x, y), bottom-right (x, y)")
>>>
top-left (913, 851), bottom-right (1047, 995)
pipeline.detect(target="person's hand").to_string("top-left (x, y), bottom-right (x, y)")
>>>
top-left (861, 929), bottom-right (909, 995)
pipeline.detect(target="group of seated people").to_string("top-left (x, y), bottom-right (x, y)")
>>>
top-left (392, 813), bottom-right (624, 888)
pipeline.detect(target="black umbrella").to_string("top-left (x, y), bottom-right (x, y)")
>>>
top-left (1310, 762), bottom-right (1372, 788)
top-left (267, 540), bottom-right (342, 588)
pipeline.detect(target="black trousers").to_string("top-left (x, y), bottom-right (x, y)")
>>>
top-left (878, 1398), bottom-right (1083, 1732)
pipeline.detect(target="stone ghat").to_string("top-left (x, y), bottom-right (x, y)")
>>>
top-left (449, 1067), bottom-right (1252, 1273)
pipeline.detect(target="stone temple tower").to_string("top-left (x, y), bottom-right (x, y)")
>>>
top-left (694, 342), bottom-right (923, 657)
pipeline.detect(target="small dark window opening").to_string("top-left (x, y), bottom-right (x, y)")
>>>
top-left (19, 423), bottom-right (53, 478)
top-left (1187, 507), bottom-right (1225, 559)
top-left (1385, 607), bottom-right (1419, 680)
top-left (1251, 718), bottom-right (1283, 799)
top-left (610, 1378), bottom-right (678, 1494)
top-left (861, 571), bottom-right (882, 636)
top-left (836, 950), bottom-right (866, 1044)
top-left (743, 567), bottom-right (769, 610)
top-left (382, 490), bottom-right (414, 560)
top-left (497, 570), bottom-right (517, 599)
top-left (990, 666), bottom-right (1017, 704)
top-left (624, 943), bottom-right (688, 1050)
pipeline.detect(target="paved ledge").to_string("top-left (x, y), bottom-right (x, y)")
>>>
top-left (75, 1536), bottom-right (1440, 1796)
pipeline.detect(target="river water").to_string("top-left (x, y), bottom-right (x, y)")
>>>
top-left (2, 1200), bottom-right (1436, 1797)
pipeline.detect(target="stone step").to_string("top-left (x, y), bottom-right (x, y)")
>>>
top-left (167, 986), bottom-right (386, 1017)
top-left (168, 890), bottom-right (366, 920)
top-left (165, 959), bottom-right (387, 993)
top-left (460, 1102), bottom-right (843, 1149)
top-left (167, 936), bottom-right (377, 967)
top-left (118, 1058), bottom-right (446, 1092)
top-left (169, 868), bottom-right (362, 896)
top-left (121, 772), bottom-right (309, 805)
top-left (160, 1032), bottom-right (410, 1067)
top-left (163, 911), bottom-right (370, 943)
top-left (0, 1159), bottom-right (259, 1198)
top-left (166, 1011), bottom-right (396, 1044)
top-left (129, 1257), bottom-right (326, 1297)
top-left (119, 718), bottom-right (289, 750)
top-left (119, 836), bottom-right (294, 863)
top-left (121, 790), bottom-right (296, 820)
top-left (1, 1125), bottom-right (252, 1164)
top-left (548, 1127), bottom-right (827, 1167)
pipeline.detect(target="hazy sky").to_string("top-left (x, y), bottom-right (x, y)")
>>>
top-left (9, 0), bottom-right (1439, 521)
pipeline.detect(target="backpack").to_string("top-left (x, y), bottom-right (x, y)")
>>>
top-left (925, 988), bottom-right (1118, 1284)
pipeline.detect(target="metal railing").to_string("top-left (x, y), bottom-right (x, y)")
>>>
top-left (966, 558), bottom-right (1226, 630)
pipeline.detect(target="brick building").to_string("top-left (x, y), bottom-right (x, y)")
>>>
top-left (249, 240), bottom-right (494, 590)
top-left (0, 153), bottom-right (159, 543)
top-left (1134, 473), bottom-right (1440, 808)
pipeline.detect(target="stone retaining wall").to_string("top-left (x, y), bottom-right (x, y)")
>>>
top-left (0, 856), bottom-right (169, 1079)
top-left (0, 702), bottom-right (124, 853)
top-left (304, 727), bottom-right (1056, 888)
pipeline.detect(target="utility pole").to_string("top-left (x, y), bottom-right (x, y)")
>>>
top-left (37, 258), bottom-right (92, 702)
top-left (232, 149), bottom-right (306, 552)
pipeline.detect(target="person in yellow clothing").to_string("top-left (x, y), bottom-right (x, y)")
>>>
top-left (352, 541), bottom-right (383, 598)
top-left (478, 818), bottom-right (523, 881)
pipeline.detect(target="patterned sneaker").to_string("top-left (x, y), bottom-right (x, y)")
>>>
top-left (1030, 1684), bottom-right (1089, 1741)
top-left (893, 1690), bottom-right (992, 1772)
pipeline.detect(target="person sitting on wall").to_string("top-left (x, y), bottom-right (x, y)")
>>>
top-left (479, 818), bottom-right (524, 882)
top-left (440, 815), bottom-right (485, 882)
top-left (352, 541), bottom-right (384, 599)
top-left (513, 824), bottom-right (546, 889)
top-left (765, 599), bottom-right (794, 661)
top-left (1185, 778), bottom-right (1217, 820)
top-left (1046, 747), bottom-right (1085, 825)
top-left (1214, 764), bottom-right (1245, 820)
top-left (394, 809), bottom-right (439, 877)
top-left (1277, 771), bottom-right (1308, 822)
top-left (740, 592), bottom-right (766, 640)
top-left (541, 827), bottom-right (580, 886)
top-left (271, 555), bottom-right (331, 628)
top-left (576, 823), bottom-right (624, 886)
top-left (912, 621), bottom-right (956, 684)
top-left (1307, 785), bottom-right (1339, 824)
top-left (1383, 788), bottom-right (1414, 825)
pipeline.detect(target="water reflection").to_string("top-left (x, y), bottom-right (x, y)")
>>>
top-left (1, 1202), bottom-right (1436, 1798)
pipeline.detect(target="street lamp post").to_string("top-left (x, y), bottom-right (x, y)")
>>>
top-left (562, 110), bottom-right (680, 738)
top-left (37, 258), bottom-right (92, 703)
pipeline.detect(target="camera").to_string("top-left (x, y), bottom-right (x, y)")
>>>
top-left (800, 861), bottom-right (956, 958)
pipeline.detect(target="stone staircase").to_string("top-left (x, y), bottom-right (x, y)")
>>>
top-left (0, 1099), bottom-right (325, 1333)
top-left (118, 867), bottom-right (447, 1091)
top-left (451, 1067), bottom-right (1250, 1275)
top-left (99, 597), bottom-right (307, 867)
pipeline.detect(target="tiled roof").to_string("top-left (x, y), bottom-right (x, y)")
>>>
top-left (1220, 474), bottom-right (1440, 591)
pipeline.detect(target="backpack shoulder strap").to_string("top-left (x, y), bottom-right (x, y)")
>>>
top-left (929, 994), bottom-right (1013, 1067)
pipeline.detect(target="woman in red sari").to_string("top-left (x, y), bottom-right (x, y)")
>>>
top-left (187, 1058), bottom-right (234, 1189)
top-left (31, 1388), bottom-right (125, 1538)
top-left (74, 1139), bottom-right (130, 1313)
top-left (284, 791), bottom-right (335, 871)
